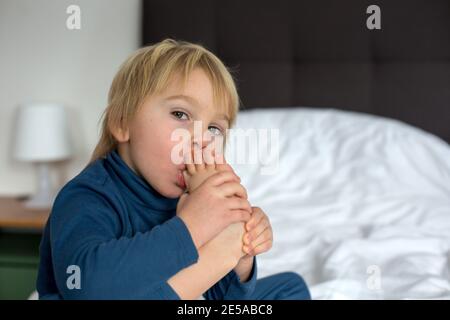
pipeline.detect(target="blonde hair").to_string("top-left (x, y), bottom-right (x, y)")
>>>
top-left (89, 39), bottom-right (240, 165)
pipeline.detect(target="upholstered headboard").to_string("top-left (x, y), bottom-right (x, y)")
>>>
top-left (141, 0), bottom-right (450, 143)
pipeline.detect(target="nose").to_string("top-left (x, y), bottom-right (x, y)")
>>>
top-left (192, 138), bottom-right (209, 150)
top-left (191, 121), bottom-right (212, 150)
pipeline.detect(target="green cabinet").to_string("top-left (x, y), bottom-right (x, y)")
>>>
top-left (0, 231), bottom-right (41, 299)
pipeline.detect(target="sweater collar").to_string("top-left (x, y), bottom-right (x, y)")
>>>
top-left (104, 149), bottom-right (179, 212)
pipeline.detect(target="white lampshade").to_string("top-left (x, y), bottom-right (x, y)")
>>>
top-left (14, 103), bottom-right (72, 162)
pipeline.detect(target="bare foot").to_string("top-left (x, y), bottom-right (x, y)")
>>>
top-left (183, 143), bottom-right (235, 193)
top-left (182, 143), bottom-right (249, 260)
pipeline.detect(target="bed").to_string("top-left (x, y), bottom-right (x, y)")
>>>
top-left (141, 0), bottom-right (450, 299)
top-left (226, 107), bottom-right (450, 299)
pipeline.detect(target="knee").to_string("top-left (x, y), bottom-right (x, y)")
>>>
top-left (278, 272), bottom-right (307, 286)
top-left (277, 272), bottom-right (311, 300)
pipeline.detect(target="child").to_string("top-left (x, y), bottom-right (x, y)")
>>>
top-left (36, 39), bottom-right (311, 300)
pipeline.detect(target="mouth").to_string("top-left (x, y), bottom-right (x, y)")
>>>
top-left (176, 170), bottom-right (186, 190)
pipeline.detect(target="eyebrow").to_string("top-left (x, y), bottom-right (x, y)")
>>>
top-left (215, 114), bottom-right (230, 123)
top-left (165, 94), bottom-right (199, 106)
top-left (165, 94), bottom-right (230, 123)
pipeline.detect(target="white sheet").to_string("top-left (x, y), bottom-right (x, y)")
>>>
top-left (225, 107), bottom-right (450, 299)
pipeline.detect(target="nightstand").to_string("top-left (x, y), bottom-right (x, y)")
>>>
top-left (0, 197), bottom-right (50, 299)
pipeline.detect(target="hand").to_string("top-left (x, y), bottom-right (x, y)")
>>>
top-left (242, 207), bottom-right (273, 256)
top-left (177, 171), bottom-right (252, 249)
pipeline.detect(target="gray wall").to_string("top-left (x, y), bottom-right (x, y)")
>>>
top-left (0, 0), bottom-right (140, 195)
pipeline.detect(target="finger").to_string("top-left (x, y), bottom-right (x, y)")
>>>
top-left (246, 209), bottom-right (264, 232)
top-left (242, 245), bottom-right (254, 256)
top-left (248, 218), bottom-right (269, 241)
top-left (252, 240), bottom-right (273, 256)
top-left (227, 197), bottom-right (252, 213)
top-left (243, 232), bottom-right (251, 245)
top-left (228, 209), bottom-right (251, 224)
top-left (217, 182), bottom-right (248, 199)
top-left (249, 226), bottom-right (272, 248)
top-left (206, 171), bottom-right (240, 187)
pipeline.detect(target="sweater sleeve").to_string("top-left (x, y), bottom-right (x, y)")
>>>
top-left (203, 257), bottom-right (258, 300)
top-left (49, 187), bottom-right (198, 299)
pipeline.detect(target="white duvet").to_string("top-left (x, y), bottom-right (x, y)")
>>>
top-left (225, 107), bottom-right (450, 300)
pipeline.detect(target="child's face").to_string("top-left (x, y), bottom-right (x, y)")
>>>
top-left (116, 68), bottom-right (230, 198)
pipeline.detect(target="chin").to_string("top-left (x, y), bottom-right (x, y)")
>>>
top-left (158, 183), bottom-right (184, 199)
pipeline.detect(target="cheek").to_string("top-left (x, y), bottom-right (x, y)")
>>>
top-left (135, 123), bottom-right (180, 164)
top-left (159, 125), bottom-right (182, 161)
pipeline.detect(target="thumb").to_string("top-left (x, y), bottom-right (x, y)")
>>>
top-left (177, 192), bottom-right (188, 210)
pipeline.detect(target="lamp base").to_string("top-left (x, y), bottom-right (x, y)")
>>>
top-left (24, 162), bottom-right (56, 209)
top-left (24, 191), bottom-right (55, 209)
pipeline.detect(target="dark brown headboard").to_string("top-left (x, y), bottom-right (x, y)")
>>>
top-left (142, 0), bottom-right (450, 143)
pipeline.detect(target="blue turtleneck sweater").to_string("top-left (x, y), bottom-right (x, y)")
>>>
top-left (36, 149), bottom-right (257, 299)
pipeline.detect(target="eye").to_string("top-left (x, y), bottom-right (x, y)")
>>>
top-left (171, 111), bottom-right (189, 120)
top-left (208, 125), bottom-right (223, 136)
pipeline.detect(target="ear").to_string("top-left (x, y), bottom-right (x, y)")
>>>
top-left (109, 120), bottom-right (130, 143)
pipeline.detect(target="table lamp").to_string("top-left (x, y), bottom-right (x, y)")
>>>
top-left (13, 103), bottom-right (72, 209)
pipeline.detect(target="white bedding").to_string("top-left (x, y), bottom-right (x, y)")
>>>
top-left (225, 107), bottom-right (450, 299)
